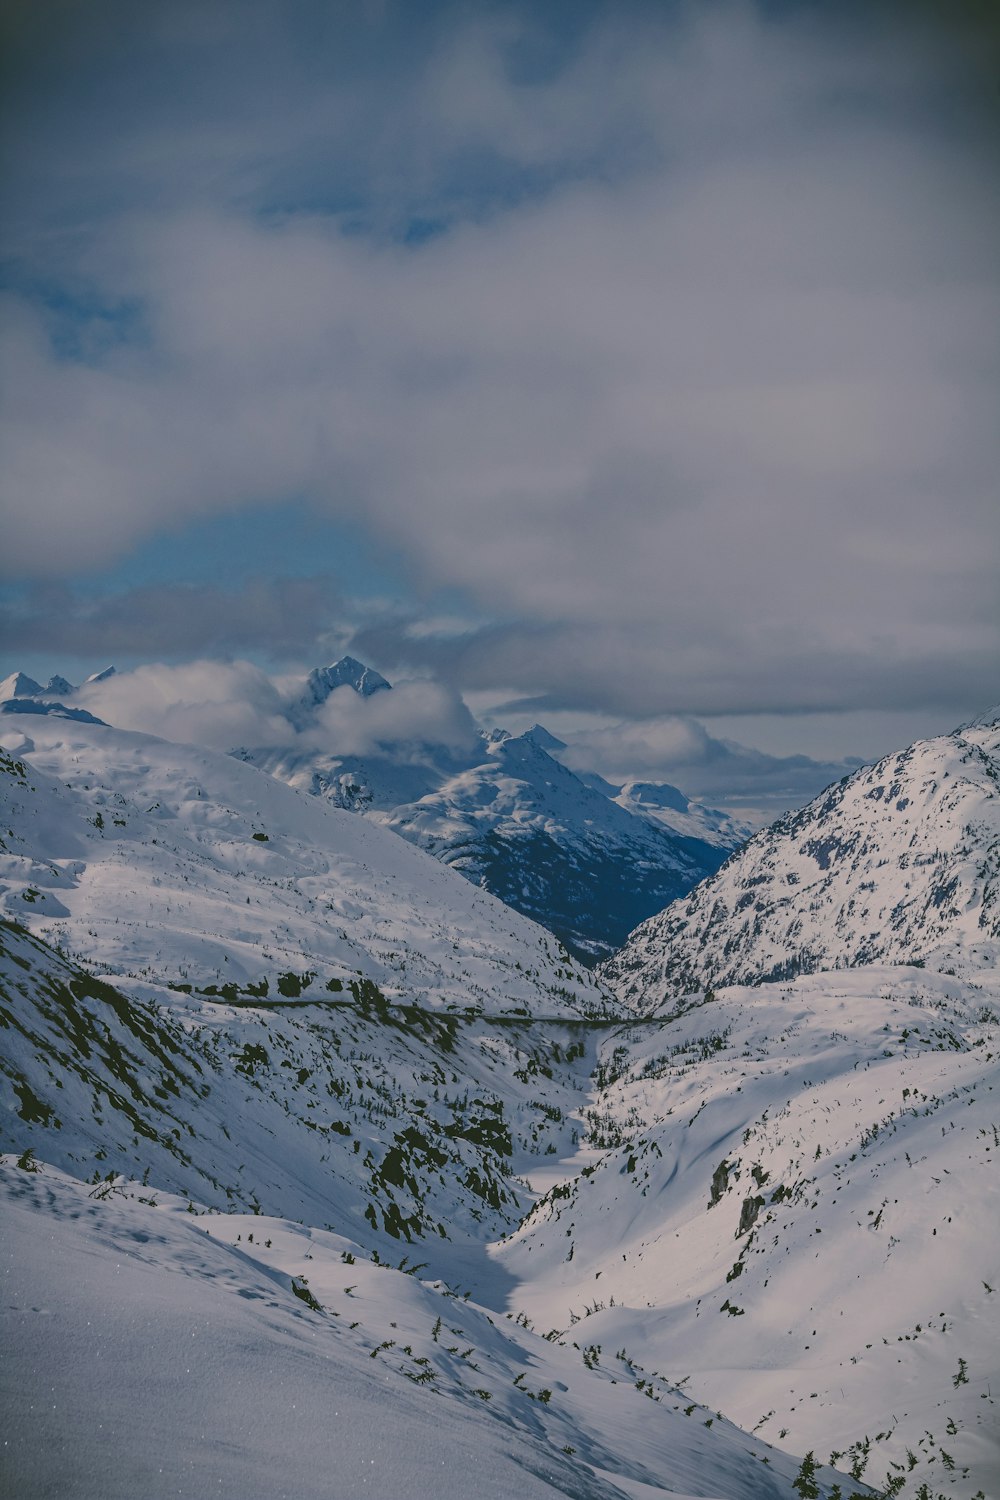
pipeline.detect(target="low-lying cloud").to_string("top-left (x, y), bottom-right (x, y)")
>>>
top-left (554, 715), bottom-right (860, 820)
top-left (78, 661), bottom-right (297, 750)
top-left (308, 679), bottom-right (480, 759)
top-left (63, 654), bottom-right (859, 820)
top-left (73, 658), bottom-right (480, 764)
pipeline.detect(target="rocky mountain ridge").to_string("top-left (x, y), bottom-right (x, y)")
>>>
top-left (602, 707), bottom-right (1000, 1011)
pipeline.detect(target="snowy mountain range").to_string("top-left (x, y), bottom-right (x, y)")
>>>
top-left (0, 666), bottom-right (115, 700)
top-left (1, 713), bottom-right (839, 1500)
top-left (2, 655), bottom-right (755, 962)
top-left (2, 692), bottom-right (998, 1497)
top-left (235, 657), bottom-right (747, 962)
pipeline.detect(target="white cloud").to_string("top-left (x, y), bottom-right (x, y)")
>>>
top-left (72, 658), bottom-right (479, 763)
top-left (77, 661), bottom-right (296, 750)
top-left (558, 717), bottom-right (716, 779)
top-left (308, 679), bottom-right (479, 759)
top-left (554, 713), bottom-right (860, 820)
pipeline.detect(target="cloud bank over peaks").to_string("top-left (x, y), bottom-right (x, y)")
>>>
top-left (552, 714), bottom-right (862, 822)
top-left (70, 658), bottom-right (481, 765)
top-left (49, 654), bottom-right (861, 821)
top-left (307, 679), bottom-right (481, 760)
top-left (76, 661), bottom-right (298, 750)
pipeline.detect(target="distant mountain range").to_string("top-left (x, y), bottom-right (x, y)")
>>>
top-left (234, 657), bottom-right (751, 962)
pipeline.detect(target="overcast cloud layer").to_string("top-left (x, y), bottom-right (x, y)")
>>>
top-left (1, 0), bottom-right (997, 754)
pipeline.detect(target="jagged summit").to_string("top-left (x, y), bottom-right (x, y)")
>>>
top-left (287, 656), bottom-right (392, 729)
top-left (45, 675), bottom-right (76, 696)
top-left (83, 666), bottom-right (116, 685)
top-left (520, 723), bottom-right (566, 752)
top-left (315, 655), bottom-right (391, 698)
top-left (0, 672), bottom-right (44, 701)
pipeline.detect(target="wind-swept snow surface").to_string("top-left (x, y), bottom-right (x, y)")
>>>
top-left (1, 1157), bottom-right (835, 1500)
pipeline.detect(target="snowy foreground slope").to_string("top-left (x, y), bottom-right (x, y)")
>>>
top-left (0, 718), bottom-right (607, 1019)
top-left (1, 1155), bottom-right (831, 1500)
top-left (603, 708), bottom-right (1000, 1008)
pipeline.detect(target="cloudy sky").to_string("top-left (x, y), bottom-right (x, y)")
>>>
top-left (1, 0), bottom-right (997, 809)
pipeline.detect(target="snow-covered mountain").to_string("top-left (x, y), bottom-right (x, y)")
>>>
top-left (240, 660), bottom-right (741, 963)
top-left (0, 671), bottom-right (45, 700)
top-left (379, 733), bottom-right (738, 965)
top-left (603, 708), bottom-right (1000, 1010)
top-left (497, 962), bottom-right (1000, 1500)
top-left (4, 691), bottom-right (998, 1498)
top-left (0, 721), bottom-right (841, 1500)
top-left (0, 721), bottom-right (606, 1022)
top-left (1, 697), bottom-right (107, 724)
top-left (0, 668), bottom-right (106, 700)
top-left (532, 706), bottom-right (1000, 1496)
top-left (613, 778), bottom-right (752, 849)
top-left (286, 653), bottom-right (391, 729)
top-left (0, 666), bottom-right (108, 725)
top-left (1, 658), bottom-right (746, 963)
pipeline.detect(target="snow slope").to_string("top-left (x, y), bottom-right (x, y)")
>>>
top-left (603, 712), bottom-right (1000, 1009)
top-left (612, 780), bottom-right (753, 850)
top-left (0, 1157), bottom-right (831, 1500)
top-left (0, 728), bottom-right (843, 1496)
top-left (0, 908), bottom-right (618, 1261)
top-left (0, 722), bottom-right (607, 1020)
top-left (496, 965), bottom-right (1000, 1500)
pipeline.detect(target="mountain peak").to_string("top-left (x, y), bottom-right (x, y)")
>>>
top-left (316, 656), bottom-right (392, 698)
top-left (520, 723), bottom-right (566, 752)
top-left (83, 666), bottom-right (116, 685)
top-left (45, 675), bottom-right (76, 696)
top-left (0, 671), bottom-right (44, 701)
top-left (286, 656), bottom-right (392, 730)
